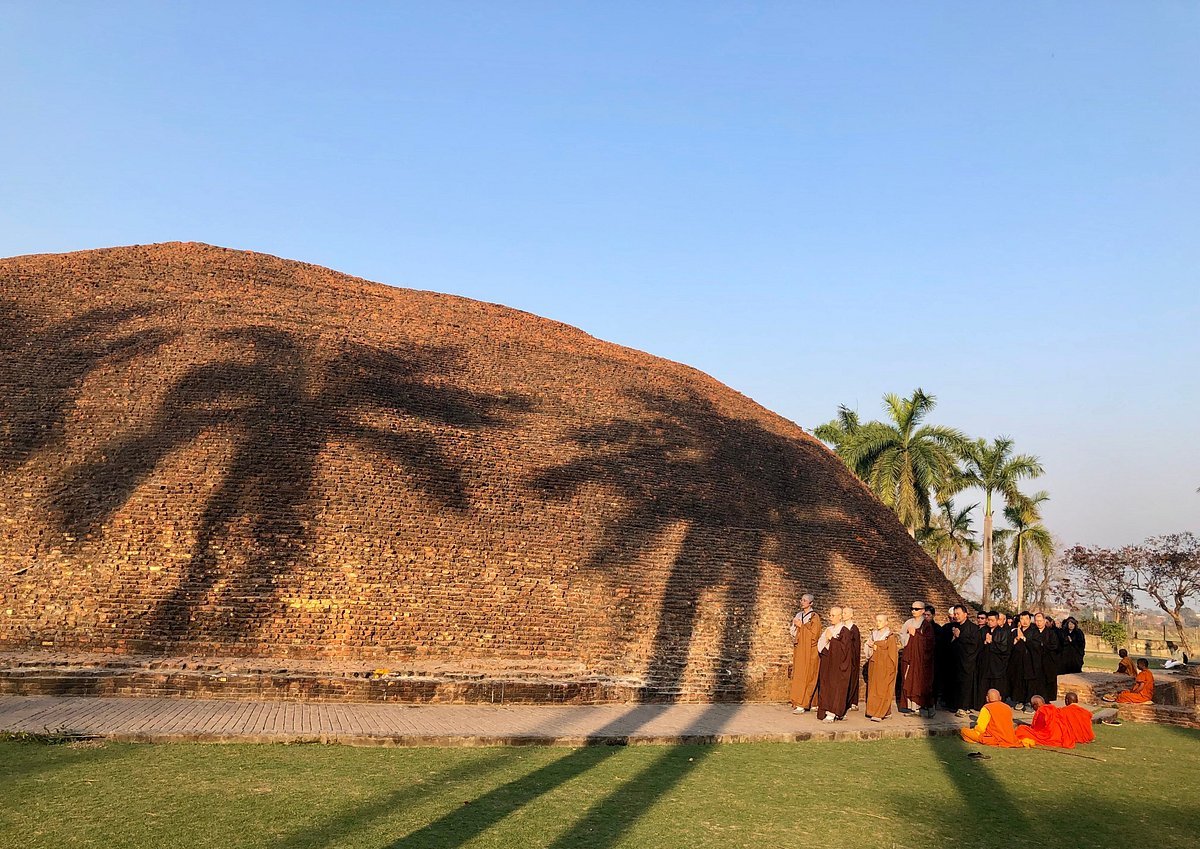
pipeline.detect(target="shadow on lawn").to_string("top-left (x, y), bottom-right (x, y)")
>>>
top-left (0, 741), bottom-right (130, 791)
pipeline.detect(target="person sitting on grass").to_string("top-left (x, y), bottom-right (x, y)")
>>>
top-left (1104, 658), bottom-right (1155, 704)
top-left (1059, 692), bottom-right (1096, 744)
top-left (1016, 695), bottom-right (1071, 748)
top-left (960, 688), bottom-right (1023, 748)
top-left (1163, 642), bottom-right (1190, 670)
top-left (1115, 648), bottom-right (1136, 677)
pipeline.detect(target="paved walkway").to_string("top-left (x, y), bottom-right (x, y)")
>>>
top-left (0, 696), bottom-right (970, 746)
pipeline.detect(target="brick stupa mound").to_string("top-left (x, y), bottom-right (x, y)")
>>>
top-left (0, 243), bottom-right (961, 703)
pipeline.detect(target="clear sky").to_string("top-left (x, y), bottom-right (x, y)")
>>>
top-left (3, 2), bottom-right (1197, 550)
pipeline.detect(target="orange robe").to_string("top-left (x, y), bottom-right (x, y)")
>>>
top-left (1115, 669), bottom-right (1155, 703)
top-left (1016, 703), bottom-right (1072, 748)
top-left (865, 631), bottom-right (899, 718)
top-left (960, 701), bottom-right (1023, 748)
top-left (1117, 656), bottom-right (1136, 677)
top-left (789, 612), bottom-right (822, 708)
top-left (1060, 703), bottom-right (1096, 744)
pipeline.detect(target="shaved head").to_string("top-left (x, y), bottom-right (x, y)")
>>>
top-left (1030, 695), bottom-right (1046, 708)
top-left (986, 688), bottom-right (1001, 703)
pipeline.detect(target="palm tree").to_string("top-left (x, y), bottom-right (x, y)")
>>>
top-left (812, 405), bottom-right (866, 476)
top-left (839, 389), bottom-right (968, 534)
top-left (960, 437), bottom-right (1044, 609)
top-left (1003, 490), bottom-right (1054, 608)
top-left (918, 499), bottom-right (981, 591)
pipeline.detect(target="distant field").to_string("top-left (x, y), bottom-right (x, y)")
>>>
top-left (3, 725), bottom-right (1197, 849)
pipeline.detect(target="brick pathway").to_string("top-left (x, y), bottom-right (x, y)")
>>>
top-left (0, 696), bottom-right (970, 746)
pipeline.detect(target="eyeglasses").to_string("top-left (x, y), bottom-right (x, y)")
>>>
top-left (911, 607), bottom-right (923, 611)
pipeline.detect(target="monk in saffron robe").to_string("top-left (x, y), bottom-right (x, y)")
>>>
top-left (789, 593), bottom-right (822, 713)
top-left (817, 606), bottom-right (854, 722)
top-left (865, 614), bottom-right (899, 721)
top-left (1059, 692), bottom-right (1096, 744)
top-left (1116, 649), bottom-right (1136, 677)
top-left (899, 600), bottom-right (935, 717)
top-left (1016, 695), bottom-right (1072, 748)
top-left (1108, 658), bottom-right (1155, 703)
top-left (960, 689), bottom-right (1022, 747)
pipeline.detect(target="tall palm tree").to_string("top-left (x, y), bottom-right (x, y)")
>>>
top-left (960, 437), bottom-right (1044, 609)
top-left (839, 389), bottom-right (968, 535)
top-left (1003, 490), bottom-right (1054, 608)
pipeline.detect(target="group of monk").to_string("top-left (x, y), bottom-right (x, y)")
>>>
top-left (789, 597), bottom-right (1091, 723)
top-left (788, 594), bottom-right (1164, 751)
top-left (960, 689), bottom-right (1097, 748)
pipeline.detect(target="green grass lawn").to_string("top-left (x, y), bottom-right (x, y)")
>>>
top-left (3, 725), bottom-right (1197, 849)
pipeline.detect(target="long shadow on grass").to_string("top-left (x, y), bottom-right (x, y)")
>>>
top-left (383, 704), bottom-right (733, 849)
top-left (270, 748), bottom-right (532, 849)
top-left (0, 741), bottom-right (130, 791)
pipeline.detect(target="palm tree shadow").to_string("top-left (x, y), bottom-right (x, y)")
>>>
top-left (51, 326), bottom-right (531, 651)
top-left (0, 299), bottom-right (175, 469)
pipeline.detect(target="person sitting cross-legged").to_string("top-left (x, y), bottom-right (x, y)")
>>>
top-left (1059, 692), bottom-right (1096, 744)
top-left (1015, 695), bottom-right (1071, 748)
top-left (1104, 658), bottom-right (1155, 704)
top-left (960, 688), bottom-right (1023, 748)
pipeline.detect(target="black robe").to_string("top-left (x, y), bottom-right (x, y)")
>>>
top-left (979, 624), bottom-right (1011, 700)
top-left (845, 623), bottom-right (862, 709)
top-left (817, 626), bottom-right (855, 720)
top-left (1008, 624), bottom-right (1040, 703)
top-left (1061, 627), bottom-right (1086, 674)
top-left (1033, 625), bottom-right (1062, 700)
top-left (932, 621), bottom-right (953, 707)
top-left (949, 618), bottom-right (982, 710)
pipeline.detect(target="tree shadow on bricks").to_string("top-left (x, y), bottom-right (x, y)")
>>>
top-left (0, 298), bottom-right (174, 469)
top-left (51, 327), bottom-right (530, 651)
top-left (531, 388), bottom-right (957, 702)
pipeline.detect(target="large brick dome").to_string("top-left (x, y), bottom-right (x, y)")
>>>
top-left (0, 243), bottom-right (962, 701)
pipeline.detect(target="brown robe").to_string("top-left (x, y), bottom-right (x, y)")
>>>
top-left (900, 618), bottom-right (935, 709)
top-left (865, 630), bottom-right (899, 719)
top-left (817, 624), bottom-right (855, 720)
top-left (789, 611), bottom-right (822, 708)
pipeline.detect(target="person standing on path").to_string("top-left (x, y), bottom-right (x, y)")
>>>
top-left (979, 610), bottom-right (1011, 701)
top-left (948, 604), bottom-right (982, 715)
top-left (789, 593), bottom-right (822, 714)
top-left (842, 606), bottom-right (863, 712)
top-left (816, 606), bottom-right (854, 722)
top-left (865, 613), bottom-right (899, 721)
top-left (899, 601), bottom-right (935, 717)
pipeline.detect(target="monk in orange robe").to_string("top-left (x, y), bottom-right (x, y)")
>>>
top-left (1109, 658), bottom-right (1155, 703)
top-left (1059, 692), bottom-right (1096, 744)
top-left (1116, 649), bottom-right (1136, 677)
top-left (789, 594), bottom-right (822, 713)
top-left (960, 689), bottom-right (1023, 747)
top-left (1016, 696), bottom-right (1072, 748)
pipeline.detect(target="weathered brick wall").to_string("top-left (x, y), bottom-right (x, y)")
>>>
top-left (0, 243), bottom-right (963, 701)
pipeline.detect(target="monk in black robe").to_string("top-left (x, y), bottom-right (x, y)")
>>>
top-left (948, 605), bottom-right (982, 713)
top-left (817, 606), bottom-right (855, 722)
top-left (842, 607), bottom-right (863, 712)
top-left (979, 610), bottom-right (1010, 700)
top-left (928, 605), bottom-right (952, 709)
top-left (1032, 612), bottom-right (1061, 701)
top-left (1060, 616), bottom-right (1085, 674)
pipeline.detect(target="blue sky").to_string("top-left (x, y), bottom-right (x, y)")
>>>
top-left (2, 2), bottom-right (1197, 551)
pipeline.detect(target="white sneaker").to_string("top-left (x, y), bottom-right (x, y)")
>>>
top-left (849, 703), bottom-right (858, 711)
top-left (822, 715), bottom-right (837, 723)
top-left (792, 707), bottom-right (806, 714)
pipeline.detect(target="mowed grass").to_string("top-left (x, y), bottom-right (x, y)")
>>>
top-left (3, 725), bottom-right (1197, 849)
